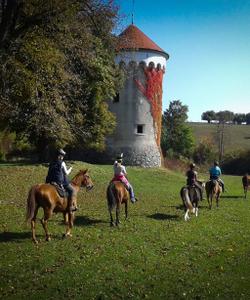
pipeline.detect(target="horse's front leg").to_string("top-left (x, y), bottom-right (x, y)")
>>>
top-left (63, 212), bottom-right (69, 225)
top-left (244, 187), bottom-right (247, 199)
top-left (41, 209), bottom-right (52, 241)
top-left (64, 212), bottom-right (74, 238)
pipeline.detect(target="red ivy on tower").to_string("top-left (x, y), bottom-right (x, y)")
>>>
top-left (135, 64), bottom-right (165, 146)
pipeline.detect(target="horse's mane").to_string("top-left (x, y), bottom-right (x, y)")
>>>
top-left (71, 169), bottom-right (88, 186)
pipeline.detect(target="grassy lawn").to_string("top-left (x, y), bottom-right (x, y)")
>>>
top-left (188, 122), bottom-right (250, 153)
top-left (0, 162), bottom-right (250, 299)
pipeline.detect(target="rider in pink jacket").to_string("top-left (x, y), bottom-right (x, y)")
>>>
top-left (112, 154), bottom-right (137, 203)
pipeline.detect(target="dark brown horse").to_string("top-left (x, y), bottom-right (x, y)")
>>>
top-left (26, 169), bottom-right (93, 243)
top-left (180, 182), bottom-right (205, 221)
top-left (242, 174), bottom-right (250, 199)
top-left (205, 180), bottom-right (222, 209)
top-left (106, 181), bottom-right (129, 226)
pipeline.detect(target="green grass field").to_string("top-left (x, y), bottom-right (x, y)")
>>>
top-left (1, 162), bottom-right (250, 299)
top-left (188, 122), bottom-right (250, 153)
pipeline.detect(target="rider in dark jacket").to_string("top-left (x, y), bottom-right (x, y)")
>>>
top-left (186, 163), bottom-right (203, 200)
top-left (46, 149), bottom-right (76, 212)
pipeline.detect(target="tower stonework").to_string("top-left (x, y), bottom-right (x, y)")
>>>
top-left (107, 25), bottom-right (169, 167)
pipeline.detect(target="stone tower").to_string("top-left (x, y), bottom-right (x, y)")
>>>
top-left (107, 24), bottom-right (169, 167)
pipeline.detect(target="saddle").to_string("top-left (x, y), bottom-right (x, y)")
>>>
top-left (111, 179), bottom-right (129, 191)
top-left (50, 182), bottom-right (68, 198)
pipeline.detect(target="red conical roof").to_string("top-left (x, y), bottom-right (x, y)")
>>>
top-left (117, 24), bottom-right (168, 56)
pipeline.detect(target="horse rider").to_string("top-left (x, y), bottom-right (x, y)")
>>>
top-left (186, 163), bottom-right (203, 200)
top-left (46, 148), bottom-right (76, 212)
top-left (209, 160), bottom-right (225, 192)
top-left (112, 153), bottom-right (138, 203)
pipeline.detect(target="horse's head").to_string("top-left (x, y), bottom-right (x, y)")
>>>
top-left (78, 169), bottom-right (94, 191)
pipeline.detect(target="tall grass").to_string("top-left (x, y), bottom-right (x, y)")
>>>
top-left (0, 162), bottom-right (249, 299)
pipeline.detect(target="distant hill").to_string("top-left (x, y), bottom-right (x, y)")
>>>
top-left (188, 122), bottom-right (250, 153)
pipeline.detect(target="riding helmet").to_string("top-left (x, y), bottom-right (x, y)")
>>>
top-left (58, 149), bottom-right (66, 156)
top-left (116, 153), bottom-right (123, 161)
top-left (190, 163), bottom-right (195, 169)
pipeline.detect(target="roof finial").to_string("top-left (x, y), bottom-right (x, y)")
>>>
top-left (132, 0), bottom-right (135, 24)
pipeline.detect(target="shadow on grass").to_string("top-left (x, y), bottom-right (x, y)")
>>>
top-left (0, 231), bottom-right (30, 243)
top-left (220, 195), bottom-right (244, 199)
top-left (147, 213), bottom-right (179, 221)
top-left (74, 216), bottom-right (107, 226)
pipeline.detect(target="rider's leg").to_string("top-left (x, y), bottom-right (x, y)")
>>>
top-left (127, 183), bottom-right (137, 203)
top-left (194, 182), bottom-right (203, 200)
top-left (64, 184), bottom-right (77, 211)
top-left (219, 179), bottom-right (225, 192)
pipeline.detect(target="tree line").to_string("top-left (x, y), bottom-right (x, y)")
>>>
top-left (0, 0), bottom-right (122, 161)
top-left (201, 110), bottom-right (250, 124)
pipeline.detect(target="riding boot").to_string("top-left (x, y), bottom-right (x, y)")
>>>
top-left (128, 185), bottom-right (137, 203)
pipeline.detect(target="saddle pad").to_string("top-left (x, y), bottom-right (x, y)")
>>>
top-left (51, 183), bottom-right (68, 198)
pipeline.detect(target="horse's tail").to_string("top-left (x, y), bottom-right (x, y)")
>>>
top-left (107, 183), bottom-right (116, 210)
top-left (180, 187), bottom-right (193, 211)
top-left (26, 185), bottom-right (38, 223)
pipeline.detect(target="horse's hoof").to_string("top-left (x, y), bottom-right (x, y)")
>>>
top-left (46, 237), bottom-right (51, 242)
top-left (63, 232), bottom-right (72, 239)
top-left (33, 239), bottom-right (39, 244)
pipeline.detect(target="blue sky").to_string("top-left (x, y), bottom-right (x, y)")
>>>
top-left (115, 0), bottom-right (250, 121)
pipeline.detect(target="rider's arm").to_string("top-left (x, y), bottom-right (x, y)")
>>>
top-left (62, 161), bottom-right (72, 175)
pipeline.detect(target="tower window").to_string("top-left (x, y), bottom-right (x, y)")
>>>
top-left (113, 93), bottom-right (119, 103)
top-left (137, 124), bottom-right (144, 134)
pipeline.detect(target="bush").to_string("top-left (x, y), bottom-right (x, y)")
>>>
top-left (193, 138), bottom-right (217, 164)
top-left (222, 150), bottom-right (250, 175)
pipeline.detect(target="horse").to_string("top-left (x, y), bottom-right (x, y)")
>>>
top-left (242, 174), bottom-right (250, 199)
top-left (205, 179), bottom-right (222, 209)
top-left (26, 169), bottom-right (93, 243)
top-left (180, 182), bottom-right (204, 221)
top-left (106, 181), bottom-right (129, 226)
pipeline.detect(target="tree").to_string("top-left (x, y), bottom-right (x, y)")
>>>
top-left (216, 110), bottom-right (234, 124)
top-left (246, 113), bottom-right (250, 125)
top-left (201, 110), bottom-right (216, 123)
top-left (161, 100), bottom-right (194, 158)
top-left (0, 0), bottom-right (122, 160)
top-left (233, 113), bottom-right (246, 125)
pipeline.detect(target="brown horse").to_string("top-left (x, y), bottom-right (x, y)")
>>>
top-left (106, 181), bottom-right (129, 226)
top-left (205, 180), bottom-right (222, 209)
top-left (26, 169), bottom-right (93, 243)
top-left (242, 174), bottom-right (250, 199)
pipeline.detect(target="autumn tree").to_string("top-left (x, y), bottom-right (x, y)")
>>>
top-left (161, 100), bottom-right (194, 158)
top-left (0, 0), bottom-right (122, 160)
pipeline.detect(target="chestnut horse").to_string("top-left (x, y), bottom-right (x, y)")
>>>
top-left (205, 180), bottom-right (222, 209)
top-left (107, 181), bottom-right (129, 226)
top-left (26, 169), bottom-right (93, 243)
top-left (242, 174), bottom-right (250, 199)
